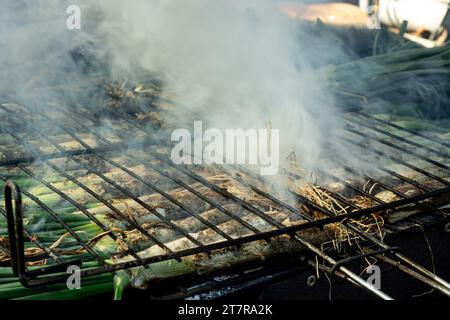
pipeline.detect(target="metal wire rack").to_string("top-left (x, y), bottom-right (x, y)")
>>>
top-left (0, 100), bottom-right (449, 299)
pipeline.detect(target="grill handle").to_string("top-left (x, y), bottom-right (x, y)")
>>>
top-left (4, 180), bottom-right (82, 288)
top-left (4, 180), bottom-right (24, 279)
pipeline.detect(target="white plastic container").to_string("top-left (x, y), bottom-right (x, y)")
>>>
top-left (377, 0), bottom-right (449, 33)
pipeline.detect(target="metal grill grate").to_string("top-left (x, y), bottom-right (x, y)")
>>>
top-left (0, 99), bottom-right (449, 299)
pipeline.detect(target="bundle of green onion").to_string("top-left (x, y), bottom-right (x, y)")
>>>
top-left (324, 43), bottom-right (450, 124)
top-left (0, 170), bottom-right (117, 300)
top-left (0, 168), bottom-right (203, 300)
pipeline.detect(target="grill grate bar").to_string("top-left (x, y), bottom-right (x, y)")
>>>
top-left (150, 152), bottom-right (284, 229)
top-left (87, 103), bottom-right (446, 223)
top-left (325, 142), bottom-right (432, 192)
top-left (0, 111), bottom-right (175, 257)
top-left (77, 105), bottom-right (305, 229)
top-left (4, 166), bottom-right (450, 292)
top-left (220, 165), bottom-right (314, 222)
top-left (312, 167), bottom-right (385, 204)
top-left (340, 165), bottom-right (408, 198)
top-left (37, 138), bottom-right (204, 248)
top-left (97, 155), bottom-right (233, 241)
top-left (132, 155), bottom-right (390, 295)
top-left (0, 206), bottom-right (63, 264)
top-left (0, 174), bottom-right (104, 263)
top-left (0, 100), bottom-right (449, 296)
top-left (339, 135), bottom-right (450, 186)
top-left (236, 167), bottom-right (358, 220)
top-left (51, 106), bottom-right (261, 235)
top-left (0, 142), bottom-right (135, 167)
top-left (53, 103), bottom-right (314, 232)
top-left (67, 102), bottom-right (450, 242)
top-left (36, 158), bottom-right (171, 256)
top-left (0, 103), bottom-right (204, 248)
top-left (94, 101), bottom-right (447, 194)
top-left (18, 189), bottom-right (436, 285)
top-left (345, 125), bottom-right (450, 173)
top-left (356, 112), bottom-right (450, 149)
top-left (325, 149), bottom-right (411, 198)
top-left (224, 167), bottom-right (450, 296)
top-left (1, 152), bottom-right (143, 263)
top-left (39, 112), bottom-right (235, 242)
top-left (12, 112), bottom-right (203, 249)
top-left (345, 115), bottom-right (450, 161)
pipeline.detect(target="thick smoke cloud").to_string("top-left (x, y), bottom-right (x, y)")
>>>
top-left (94, 0), bottom-right (342, 170)
top-left (0, 0), bottom-right (349, 175)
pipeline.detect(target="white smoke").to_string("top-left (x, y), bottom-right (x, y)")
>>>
top-left (93, 0), bottom-right (342, 170)
top-left (0, 0), bottom-right (347, 174)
